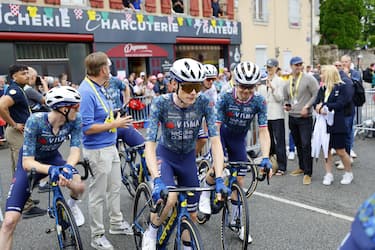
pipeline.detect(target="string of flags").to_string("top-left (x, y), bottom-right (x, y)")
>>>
top-left (6, 3), bottom-right (237, 29)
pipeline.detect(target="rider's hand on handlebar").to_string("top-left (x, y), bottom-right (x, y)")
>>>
top-left (48, 165), bottom-right (73, 186)
top-left (215, 177), bottom-right (231, 201)
top-left (260, 157), bottom-right (273, 178)
top-left (152, 177), bottom-right (168, 203)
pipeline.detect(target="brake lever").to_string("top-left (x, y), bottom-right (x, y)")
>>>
top-left (256, 167), bottom-right (270, 185)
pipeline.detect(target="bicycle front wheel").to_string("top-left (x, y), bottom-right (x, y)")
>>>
top-left (244, 162), bottom-right (258, 198)
top-left (120, 151), bottom-right (137, 197)
top-left (174, 217), bottom-right (204, 250)
top-left (133, 182), bottom-right (153, 250)
top-left (221, 183), bottom-right (250, 250)
top-left (55, 198), bottom-right (83, 250)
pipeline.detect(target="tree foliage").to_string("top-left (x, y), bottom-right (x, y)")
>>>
top-left (362, 0), bottom-right (375, 45)
top-left (319, 0), bottom-right (365, 49)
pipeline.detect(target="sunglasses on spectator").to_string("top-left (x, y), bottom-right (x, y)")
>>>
top-left (293, 63), bottom-right (303, 67)
top-left (238, 84), bottom-right (255, 90)
top-left (180, 83), bottom-right (202, 93)
top-left (335, 64), bottom-right (342, 67)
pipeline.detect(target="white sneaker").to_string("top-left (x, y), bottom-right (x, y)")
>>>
top-left (288, 152), bottom-right (295, 160)
top-left (109, 220), bottom-right (134, 235)
top-left (340, 172), bottom-right (353, 185)
top-left (322, 173), bottom-right (334, 186)
top-left (199, 193), bottom-right (211, 214)
top-left (91, 235), bottom-right (114, 250)
top-left (238, 226), bottom-right (253, 243)
top-left (331, 148), bottom-right (336, 155)
top-left (142, 229), bottom-right (157, 250)
top-left (336, 161), bottom-right (344, 170)
top-left (350, 150), bottom-right (357, 158)
top-left (67, 198), bottom-right (85, 227)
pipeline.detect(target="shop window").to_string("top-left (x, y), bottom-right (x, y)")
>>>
top-left (176, 45), bottom-right (223, 66)
top-left (171, 0), bottom-right (189, 15)
top-left (289, 0), bottom-right (301, 27)
top-left (253, 0), bottom-right (268, 23)
top-left (16, 43), bottom-right (68, 60)
top-left (161, 0), bottom-right (172, 14)
top-left (61, 0), bottom-right (87, 6)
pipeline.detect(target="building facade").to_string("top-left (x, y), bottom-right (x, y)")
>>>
top-left (238, 0), bottom-right (319, 71)
top-left (0, 0), bottom-right (240, 83)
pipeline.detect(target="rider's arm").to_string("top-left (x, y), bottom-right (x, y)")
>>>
top-left (145, 141), bottom-right (159, 179)
top-left (210, 135), bottom-right (224, 178)
top-left (65, 147), bottom-right (81, 167)
top-left (23, 156), bottom-right (50, 174)
top-left (258, 127), bottom-right (270, 158)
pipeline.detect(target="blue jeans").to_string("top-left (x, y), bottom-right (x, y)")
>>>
top-left (289, 132), bottom-right (295, 153)
top-left (344, 114), bottom-right (355, 155)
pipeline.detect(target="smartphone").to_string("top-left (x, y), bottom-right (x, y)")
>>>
top-left (35, 76), bottom-right (42, 86)
top-left (285, 103), bottom-right (292, 107)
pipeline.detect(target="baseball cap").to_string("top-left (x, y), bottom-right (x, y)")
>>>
top-left (157, 73), bottom-right (163, 78)
top-left (290, 56), bottom-right (303, 65)
top-left (150, 75), bottom-right (157, 80)
top-left (266, 58), bottom-right (279, 67)
top-left (140, 72), bottom-right (146, 77)
top-left (135, 77), bottom-right (143, 85)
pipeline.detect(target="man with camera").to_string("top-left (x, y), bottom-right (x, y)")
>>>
top-left (25, 67), bottom-right (50, 113)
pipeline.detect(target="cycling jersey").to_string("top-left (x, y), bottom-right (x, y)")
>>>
top-left (146, 93), bottom-right (218, 154)
top-left (22, 112), bottom-right (82, 159)
top-left (216, 88), bottom-right (268, 134)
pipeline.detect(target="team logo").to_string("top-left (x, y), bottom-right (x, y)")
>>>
top-left (165, 121), bottom-right (175, 129)
top-left (9, 89), bottom-right (16, 95)
top-left (38, 137), bottom-right (47, 145)
top-left (226, 111), bottom-right (234, 117)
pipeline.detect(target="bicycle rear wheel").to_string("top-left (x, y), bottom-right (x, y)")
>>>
top-left (174, 217), bottom-right (204, 250)
top-left (244, 163), bottom-right (258, 198)
top-left (133, 182), bottom-right (153, 250)
top-left (221, 183), bottom-right (250, 250)
top-left (120, 151), bottom-right (137, 197)
top-left (55, 198), bottom-right (83, 250)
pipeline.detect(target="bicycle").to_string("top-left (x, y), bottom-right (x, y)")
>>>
top-left (196, 161), bottom-right (250, 250)
top-left (117, 139), bottom-right (150, 197)
top-left (28, 158), bottom-right (93, 250)
top-left (132, 182), bottom-right (215, 250)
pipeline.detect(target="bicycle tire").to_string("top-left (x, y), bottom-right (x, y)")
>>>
top-left (174, 217), bottom-right (204, 250)
top-left (55, 198), bottom-right (83, 250)
top-left (75, 159), bottom-right (90, 180)
top-left (244, 161), bottom-right (259, 198)
top-left (119, 151), bottom-right (137, 197)
top-left (133, 182), bottom-right (153, 250)
top-left (221, 183), bottom-right (250, 250)
top-left (196, 211), bottom-right (210, 225)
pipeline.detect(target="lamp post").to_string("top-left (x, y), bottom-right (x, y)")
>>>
top-left (357, 54), bottom-right (363, 71)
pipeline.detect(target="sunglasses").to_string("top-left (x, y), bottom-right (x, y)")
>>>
top-left (180, 83), bottom-right (202, 93)
top-left (294, 63), bottom-right (303, 67)
top-left (335, 64), bottom-right (342, 67)
top-left (238, 84), bottom-right (255, 90)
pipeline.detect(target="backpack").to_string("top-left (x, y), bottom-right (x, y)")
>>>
top-left (352, 79), bottom-right (366, 107)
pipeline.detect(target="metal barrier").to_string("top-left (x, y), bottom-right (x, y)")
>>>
top-left (354, 89), bottom-right (375, 138)
top-left (128, 95), bottom-right (153, 128)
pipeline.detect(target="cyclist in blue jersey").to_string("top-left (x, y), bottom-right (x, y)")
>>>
top-left (142, 58), bottom-right (230, 250)
top-left (0, 86), bottom-right (85, 250)
top-left (200, 61), bottom-right (273, 243)
top-left (196, 64), bottom-right (218, 156)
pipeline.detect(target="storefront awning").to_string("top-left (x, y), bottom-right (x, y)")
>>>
top-left (176, 37), bottom-right (230, 44)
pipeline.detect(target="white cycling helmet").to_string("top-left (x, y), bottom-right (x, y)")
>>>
top-left (170, 58), bottom-right (206, 83)
top-left (46, 86), bottom-right (81, 109)
top-left (204, 64), bottom-right (218, 78)
top-left (233, 61), bottom-right (261, 85)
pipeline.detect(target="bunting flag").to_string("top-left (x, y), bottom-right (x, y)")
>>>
top-left (194, 19), bottom-right (201, 28)
top-left (210, 19), bottom-right (217, 27)
top-left (218, 19), bottom-right (224, 27)
top-left (177, 17), bottom-right (184, 26)
top-left (59, 7), bottom-right (68, 19)
top-left (147, 15), bottom-right (154, 24)
top-left (101, 11), bottom-right (109, 21)
top-left (136, 13), bottom-right (144, 23)
top-left (27, 6), bottom-right (38, 18)
top-left (168, 16), bottom-right (174, 25)
top-left (9, 4), bottom-right (20, 16)
top-left (186, 17), bottom-right (193, 26)
top-left (87, 10), bottom-right (96, 21)
top-left (226, 20), bottom-right (231, 28)
top-left (203, 19), bottom-right (208, 29)
top-left (73, 8), bottom-right (83, 20)
top-left (125, 13), bottom-right (132, 23)
top-left (44, 7), bottom-right (54, 18)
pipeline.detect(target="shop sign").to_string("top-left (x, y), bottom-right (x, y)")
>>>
top-left (107, 43), bottom-right (168, 57)
top-left (0, 4), bottom-right (241, 43)
top-left (161, 60), bottom-right (172, 72)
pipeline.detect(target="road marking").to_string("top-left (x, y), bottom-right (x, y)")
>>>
top-left (253, 191), bottom-right (354, 222)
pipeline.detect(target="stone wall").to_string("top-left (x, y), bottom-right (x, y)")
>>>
top-left (313, 45), bottom-right (375, 70)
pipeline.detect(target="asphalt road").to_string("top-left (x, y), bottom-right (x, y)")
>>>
top-left (1, 135), bottom-right (374, 250)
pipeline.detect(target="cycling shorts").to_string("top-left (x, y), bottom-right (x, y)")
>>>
top-left (117, 126), bottom-right (145, 147)
top-left (220, 125), bottom-right (248, 176)
top-left (156, 145), bottom-right (199, 213)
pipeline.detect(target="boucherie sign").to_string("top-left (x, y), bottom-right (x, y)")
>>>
top-left (0, 4), bottom-right (241, 43)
